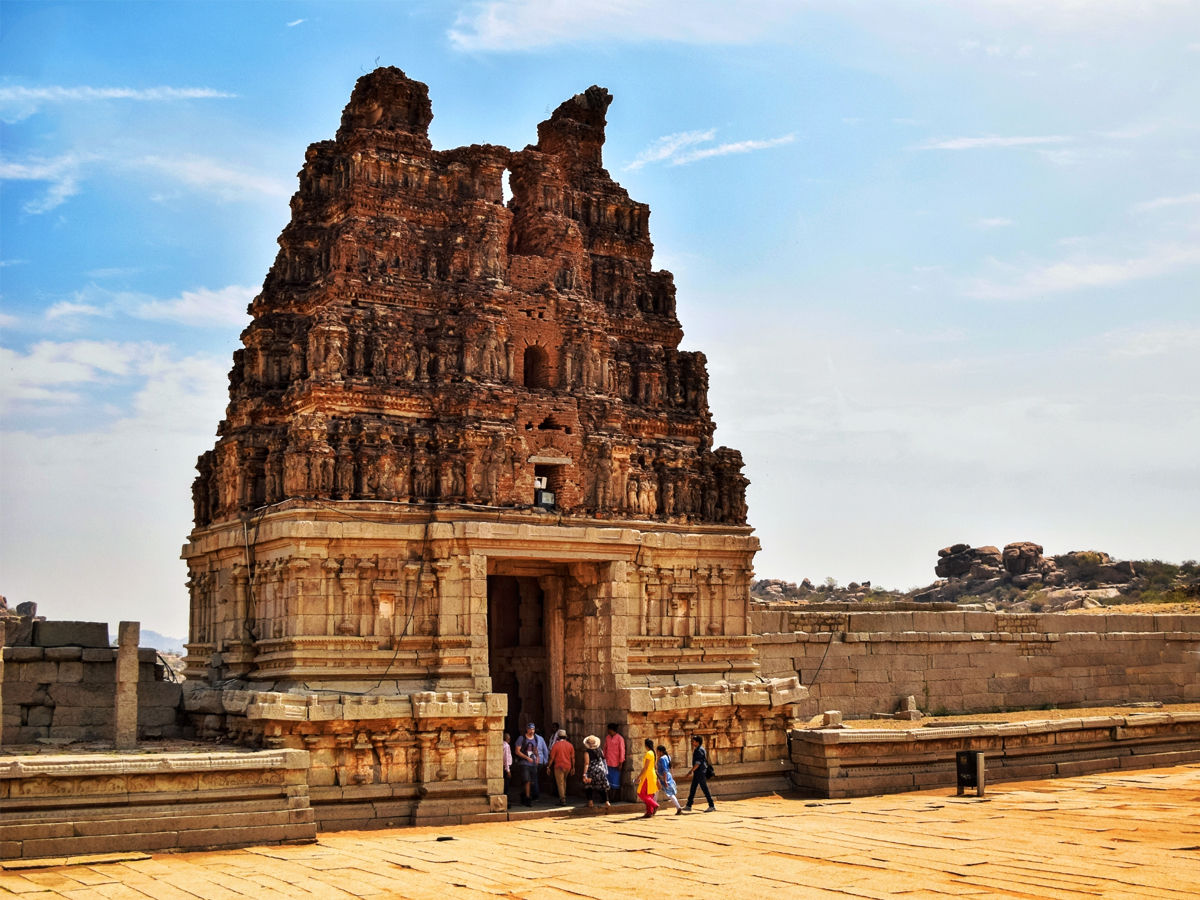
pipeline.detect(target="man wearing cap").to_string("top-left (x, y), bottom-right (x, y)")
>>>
top-left (514, 722), bottom-right (546, 807)
top-left (547, 729), bottom-right (575, 806)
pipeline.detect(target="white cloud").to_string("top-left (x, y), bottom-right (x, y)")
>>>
top-left (30, 283), bottom-right (256, 329)
top-left (625, 129), bottom-right (716, 171)
top-left (626, 129), bottom-right (794, 169)
top-left (134, 284), bottom-right (256, 327)
top-left (448, 0), bottom-right (799, 51)
top-left (286, 18), bottom-right (306, 27)
top-left (672, 134), bottom-right (796, 165)
top-left (0, 150), bottom-right (290, 214)
top-left (137, 155), bottom-right (291, 200)
top-left (0, 340), bottom-right (152, 411)
top-left (917, 135), bottom-right (1072, 150)
top-left (0, 348), bottom-right (229, 634)
top-left (85, 266), bottom-right (144, 279)
top-left (45, 301), bottom-right (108, 321)
top-left (0, 85), bottom-right (235, 123)
top-left (0, 153), bottom-right (91, 213)
top-left (1133, 192), bottom-right (1200, 213)
top-left (976, 217), bottom-right (1015, 228)
top-left (963, 243), bottom-right (1200, 300)
top-left (449, 0), bottom-right (1196, 54)
top-left (0, 312), bottom-right (19, 329)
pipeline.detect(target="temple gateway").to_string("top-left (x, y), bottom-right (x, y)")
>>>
top-left (182, 68), bottom-right (805, 828)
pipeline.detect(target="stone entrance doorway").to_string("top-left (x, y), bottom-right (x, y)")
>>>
top-left (486, 560), bottom-right (584, 744)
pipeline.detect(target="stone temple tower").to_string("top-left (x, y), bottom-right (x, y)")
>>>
top-left (182, 68), bottom-right (804, 828)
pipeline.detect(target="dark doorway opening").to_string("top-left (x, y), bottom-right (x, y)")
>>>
top-left (523, 345), bottom-right (550, 388)
top-left (487, 573), bottom-right (546, 740)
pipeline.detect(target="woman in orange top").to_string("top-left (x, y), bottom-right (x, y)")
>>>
top-left (636, 737), bottom-right (659, 817)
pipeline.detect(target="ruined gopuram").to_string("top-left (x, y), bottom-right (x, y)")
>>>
top-left (182, 68), bottom-right (804, 828)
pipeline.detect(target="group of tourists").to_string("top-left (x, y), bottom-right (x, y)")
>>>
top-left (502, 721), bottom-right (716, 816)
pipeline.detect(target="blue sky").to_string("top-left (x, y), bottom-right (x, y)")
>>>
top-left (2, 1), bottom-right (1198, 636)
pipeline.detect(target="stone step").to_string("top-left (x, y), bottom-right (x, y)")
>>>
top-left (13, 821), bottom-right (316, 860)
top-left (0, 806), bottom-right (314, 843)
top-left (2, 784), bottom-right (296, 816)
top-left (1, 792), bottom-right (300, 823)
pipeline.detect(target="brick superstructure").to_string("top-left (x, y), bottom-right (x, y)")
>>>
top-left (182, 69), bottom-right (803, 828)
top-left (191, 70), bottom-right (746, 532)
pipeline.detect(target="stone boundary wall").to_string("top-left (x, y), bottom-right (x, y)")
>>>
top-left (2, 621), bottom-right (184, 746)
top-left (752, 610), bottom-right (1200, 717)
top-left (0, 749), bottom-right (315, 860)
top-left (788, 711), bottom-right (1200, 798)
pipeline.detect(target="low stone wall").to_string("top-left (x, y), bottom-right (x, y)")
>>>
top-left (788, 711), bottom-right (1200, 798)
top-left (0, 749), bottom-right (316, 860)
top-left (2, 620), bottom-right (184, 746)
top-left (753, 610), bottom-right (1200, 717)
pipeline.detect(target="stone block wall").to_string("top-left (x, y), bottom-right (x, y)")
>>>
top-left (789, 711), bottom-right (1200, 798)
top-left (0, 748), bottom-right (315, 860)
top-left (1, 618), bottom-right (185, 746)
top-left (752, 609), bottom-right (1200, 717)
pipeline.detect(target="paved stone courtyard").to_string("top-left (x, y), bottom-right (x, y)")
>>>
top-left (2, 764), bottom-right (1196, 899)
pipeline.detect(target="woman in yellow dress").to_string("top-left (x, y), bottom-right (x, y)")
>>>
top-left (636, 737), bottom-right (660, 817)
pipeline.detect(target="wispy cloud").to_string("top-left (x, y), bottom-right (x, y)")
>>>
top-left (963, 243), bottom-right (1200, 300)
top-left (137, 155), bottom-right (291, 200)
top-left (918, 135), bottom-right (1072, 150)
top-left (1133, 192), bottom-right (1200, 213)
top-left (286, 18), bottom-right (306, 27)
top-left (625, 129), bottom-right (716, 171)
top-left (85, 266), bottom-right (144, 280)
top-left (626, 128), bottom-right (794, 170)
top-left (0, 340), bottom-right (152, 410)
top-left (0, 153), bottom-right (92, 213)
top-left (672, 134), bottom-right (795, 165)
top-left (0, 150), bottom-right (289, 214)
top-left (46, 301), bottom-right (108, 321)
top-left (0, 85), bottom-right (235, 123)
top-left (37, 283), bottom-right (255, 329)
top-left (448, 0), bottom-right (798, 52)
top-left (976, 217), bottom-right (1015, 228)
top-left (133, 285), bottom-right (255, 327)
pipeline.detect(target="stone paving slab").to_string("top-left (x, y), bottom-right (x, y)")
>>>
top-left (1, 764), bottom-right (1197, 898)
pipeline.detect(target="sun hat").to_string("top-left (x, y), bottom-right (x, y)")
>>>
top-left (583, 734), bottom-right (600, 749)
top-left (556, 729), bottom-right (567, 738)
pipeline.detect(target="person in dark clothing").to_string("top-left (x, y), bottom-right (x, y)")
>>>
top-left (684, 735), bottom-right (715, 812)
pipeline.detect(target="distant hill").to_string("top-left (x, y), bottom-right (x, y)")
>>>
top-left (140, 630), bottom-right (185, 654)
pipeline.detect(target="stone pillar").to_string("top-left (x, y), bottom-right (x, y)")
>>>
top-left (540, 575), bottom-right (565, 729)
top-left (115, 620), bottom-right (140, 750)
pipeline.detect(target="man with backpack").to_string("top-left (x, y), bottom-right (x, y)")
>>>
top-left (514, 722), bottom-right (547, 807)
